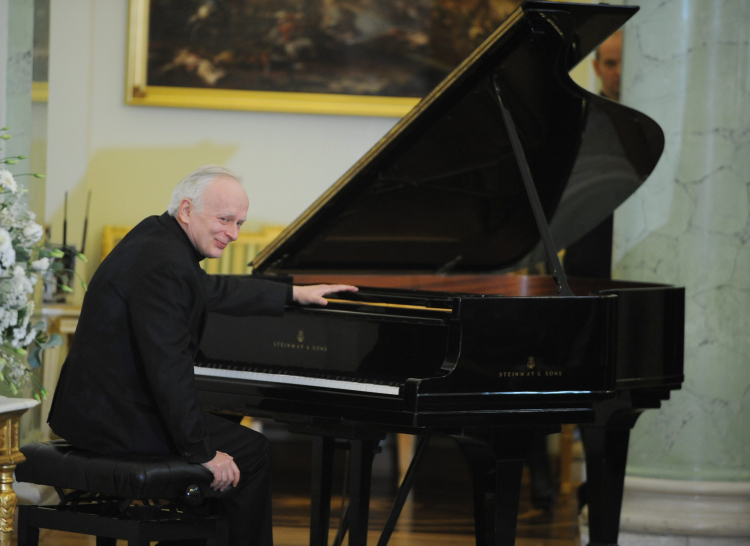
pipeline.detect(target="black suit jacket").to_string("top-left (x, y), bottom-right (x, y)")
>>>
top-left (48, 213), bottom-right (290, 463)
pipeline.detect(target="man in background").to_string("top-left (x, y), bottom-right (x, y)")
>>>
top-left (593, 30), bottom-right (622, 102)
top-left (48, 165), bottom-right (356, 546)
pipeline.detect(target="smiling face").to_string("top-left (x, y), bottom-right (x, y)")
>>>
top-left (177, 176), bottom-right (249, 259)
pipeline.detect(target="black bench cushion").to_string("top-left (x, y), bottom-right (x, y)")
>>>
top-left (16, 440), bottom-right (233, 501)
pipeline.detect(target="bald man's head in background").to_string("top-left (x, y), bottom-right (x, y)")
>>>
top-left (593, 31), bottom-right (622, 101)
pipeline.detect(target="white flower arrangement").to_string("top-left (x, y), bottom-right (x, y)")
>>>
top-left (0, 127), bottom-right (83, 398)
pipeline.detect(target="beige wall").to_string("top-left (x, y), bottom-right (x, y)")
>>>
top-left (43, 0), bottom-right (599, 302)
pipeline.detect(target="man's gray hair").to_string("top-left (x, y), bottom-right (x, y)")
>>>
top-left (167, 165), bottom-right (243, 216)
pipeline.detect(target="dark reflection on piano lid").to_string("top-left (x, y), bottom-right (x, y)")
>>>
top-left (516, 95), bottom-right (664, 269)
top-left (250, 2), bottom-right (663, 276)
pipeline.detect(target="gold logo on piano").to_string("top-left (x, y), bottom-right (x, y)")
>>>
top-left (498, 357), bottom-right (562, 378)
top-left (273, 331), bottom-right (327, 352)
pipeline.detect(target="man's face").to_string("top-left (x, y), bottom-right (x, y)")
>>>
top-left (593, 32), bottom-right (622, 101)
top-left (179, 176), bottom-right (249, 259)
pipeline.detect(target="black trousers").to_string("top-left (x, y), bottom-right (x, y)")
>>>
top-left (203, 412), bottom-right (273, 546)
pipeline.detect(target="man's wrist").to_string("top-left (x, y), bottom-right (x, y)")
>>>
top-left (197, 449), bottom-right (218, 465)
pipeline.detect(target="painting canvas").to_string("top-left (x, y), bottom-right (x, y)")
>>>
top-left (128, 0), bottom-right (522, 116)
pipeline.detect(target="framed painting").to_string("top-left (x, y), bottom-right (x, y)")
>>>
top-left (126, 0), bottom-right (522, 117)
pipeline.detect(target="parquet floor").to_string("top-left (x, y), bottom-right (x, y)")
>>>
top-left (17, 430), bottom-right (583, 546)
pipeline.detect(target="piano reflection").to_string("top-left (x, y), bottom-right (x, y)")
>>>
top-left (194, 3), bottom-right (684, 546)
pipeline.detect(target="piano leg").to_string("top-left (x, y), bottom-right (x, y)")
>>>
top-left (456, 427), bottom-right (559, 546)
top-left (348, 439), bottom-right (379, 546)
top-left (308, 431), bottom-right (384, 546)
top-left (580, 403), bottom-right (646, 546)
top-left (310, 436), bottom-right (336, 546)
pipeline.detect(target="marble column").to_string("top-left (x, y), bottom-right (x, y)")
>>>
top-left (1, 1), bottom-right (40, 443)
top-left (605, 0), bottom-right (750, 544)
top-left (1, 0), bottom-right (33, 195)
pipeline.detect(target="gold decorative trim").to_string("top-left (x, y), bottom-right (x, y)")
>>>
top-left (0, 412), bottom-right (27, 465)
top-left (0, 467), bottom-right (16, 536)
top-left (127, 86), bottom-right (419, 118)
top-left (101, 225), bottom-right (133, 260)
top-left (31, 82), bottom-right (49, 103)
top-left (126, 0), bottom-right (150, 106)
top-left (0, 409), bottom-right (32, 544)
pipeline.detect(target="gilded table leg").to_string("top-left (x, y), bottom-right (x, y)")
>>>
top-left (0, 464), bottom-right (17, 546)
top-left (0, 410), bottom-right (30, 546)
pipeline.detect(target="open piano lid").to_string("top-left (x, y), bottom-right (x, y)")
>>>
top-left (252, 1), bottom-right (664, 276)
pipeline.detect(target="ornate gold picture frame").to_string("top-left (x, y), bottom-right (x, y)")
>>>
top-left (126, 0), bottom-right (521, 117)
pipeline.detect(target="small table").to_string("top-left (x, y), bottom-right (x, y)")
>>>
top-left (0, 396), bottom-right (39, 546)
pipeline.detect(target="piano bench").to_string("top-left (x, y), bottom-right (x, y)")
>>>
top-left (15, 440), bottom-right (235, 546)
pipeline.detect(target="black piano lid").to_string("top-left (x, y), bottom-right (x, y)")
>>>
top-left (252, 1), bottom-right (665, 276)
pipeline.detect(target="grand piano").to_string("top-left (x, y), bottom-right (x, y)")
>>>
top-left (194, 2), bottom-right (684, 546)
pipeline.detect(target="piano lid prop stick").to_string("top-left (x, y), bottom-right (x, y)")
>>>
top-left (492, 75), bottom-right (573, 297)
top-left (80, 190), bottom-right (92, 254)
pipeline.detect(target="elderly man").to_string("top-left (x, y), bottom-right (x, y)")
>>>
top-left (48, 165), bottom-right (356, 546)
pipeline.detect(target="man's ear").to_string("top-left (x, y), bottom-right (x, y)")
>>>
top-left (178, 198), bottom-right (192, 223)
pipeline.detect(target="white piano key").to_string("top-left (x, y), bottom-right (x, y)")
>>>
top-left (194, 366), bottom-right (400, 396)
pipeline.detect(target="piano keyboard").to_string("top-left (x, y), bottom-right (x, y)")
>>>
top-left (194, 365), bottom-right (401, 396)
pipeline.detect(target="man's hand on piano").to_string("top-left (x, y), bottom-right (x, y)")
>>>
top-left (293, 284), bottom-right (358, 306)
top-left (201, 450), bottom-right (240, 491)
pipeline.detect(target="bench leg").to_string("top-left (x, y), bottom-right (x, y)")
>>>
top-left (17, 505), bottom-right (39, 546)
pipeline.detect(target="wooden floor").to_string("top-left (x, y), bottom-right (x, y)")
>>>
top-left (17, 430), bottom-right (583, 546)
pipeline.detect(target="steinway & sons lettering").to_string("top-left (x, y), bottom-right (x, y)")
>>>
top-left (498, 370), bottom-right (563, 378)
top-left (273, 341), bottom-right (328, 352)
